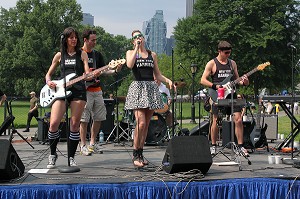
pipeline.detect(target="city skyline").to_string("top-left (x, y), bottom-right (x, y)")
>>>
top-left (0, 0), bottom-right (186, 38)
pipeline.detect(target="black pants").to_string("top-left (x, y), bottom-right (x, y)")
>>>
top-left (26, 109), bottom-right (38, 129)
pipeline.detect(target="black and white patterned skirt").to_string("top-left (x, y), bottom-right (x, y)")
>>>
top-left (125, 81), bottom-right (164, 110)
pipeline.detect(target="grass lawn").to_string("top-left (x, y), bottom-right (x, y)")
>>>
top-left (1, 100), bottom-right (300, 142)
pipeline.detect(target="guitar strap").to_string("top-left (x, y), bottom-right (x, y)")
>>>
top-left (227, 58), bottom-right (237, 92)
top-left (227, 58), bottom-right (234, 78)
top-left (92, 50), bottom-right (96, 69)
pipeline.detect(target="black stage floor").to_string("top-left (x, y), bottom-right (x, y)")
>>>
top-left (1, 129), bottom-right (300, 185)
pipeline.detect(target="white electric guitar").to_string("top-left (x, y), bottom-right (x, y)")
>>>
top-left (208, 62), bottom-right (270, 102)
top-left (40, 59), bottom-right (126, 107)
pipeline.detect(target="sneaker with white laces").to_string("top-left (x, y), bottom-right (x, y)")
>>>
top-left (47, 154), bottom-right (58, 169)
top-left (239, 146), bottom-right (250, 157)
top-left (88, 144), bottom-right (103, 154)
top-left (69, 157), bottom-right (77, 167)
top-left (210, 145), bottom-right (216, 155)
top-left (80, 145), bottom-right (92, 156)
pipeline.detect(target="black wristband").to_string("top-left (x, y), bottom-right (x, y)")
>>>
top-left (212, 84), bottom-right (217, 90)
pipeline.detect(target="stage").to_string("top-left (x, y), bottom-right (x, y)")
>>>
top-left (0, 129), bottom-right (300, 199)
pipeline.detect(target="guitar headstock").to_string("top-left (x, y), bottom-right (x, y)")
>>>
top-left (257, 62), bottom-right (271, 71)
top-left (108, 59), bottom-right (126, 69)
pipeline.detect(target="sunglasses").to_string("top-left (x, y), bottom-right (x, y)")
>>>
top-left (224, 51), bottom-right (231, 54)
top-left (132, 33), bottom-right (143, 40)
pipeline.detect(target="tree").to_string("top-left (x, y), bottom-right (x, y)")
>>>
top-left (0, 0), bottom-right (82, 96)
top-left (174, 0), bottom-right (300, 99)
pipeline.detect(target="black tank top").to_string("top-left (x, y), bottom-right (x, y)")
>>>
top-left (59, 50), bottom-right (85, 90)
top-left (211, 58), bottom-right (234, 84)
top-left (132, 51), bottom-right (154, 81)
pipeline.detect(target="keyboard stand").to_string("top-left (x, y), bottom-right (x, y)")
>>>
top-left (275, 102), bottom-right (300, 150)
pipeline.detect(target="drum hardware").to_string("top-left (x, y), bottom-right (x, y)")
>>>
top-left (105, 75), bottom-right (132, 145)
top-left (145, 113), bottom-right (168, 145)
top-left (155, 93), bottom-right (169, 114)
top-left (175, 79), bottom-right (186, 133)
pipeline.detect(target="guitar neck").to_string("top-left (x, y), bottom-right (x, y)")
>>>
top-left (65, 65), bottom-right (110, 88)
top-left (233, 68), bottom-right (258, 85)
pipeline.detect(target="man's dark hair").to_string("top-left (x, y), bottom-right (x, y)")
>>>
top-left (218, 41), bottom-right (232, 51)
top-left (82, 29), bottom-right (97, 40)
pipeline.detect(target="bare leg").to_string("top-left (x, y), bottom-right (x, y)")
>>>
top-left (90, 121), bottom-right (101, 145)
top-left (233, 112), bottom-right (243, 145)
top-left (80, 122), bottom-right (88, 146)
top-left (210, 114), bottom-right (219, 145)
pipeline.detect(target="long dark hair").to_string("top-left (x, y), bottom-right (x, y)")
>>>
top-left (60, 27), bottom-right (81, 53)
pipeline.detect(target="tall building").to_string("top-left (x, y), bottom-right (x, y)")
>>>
top-left (82, 13), bottom-right (94, 26)
top-left (165, 35), bottom-right (175, 56)
top-left (142, 10), bottom-right (167, 55)
top-left (186, 0), bottom-right (196, 17)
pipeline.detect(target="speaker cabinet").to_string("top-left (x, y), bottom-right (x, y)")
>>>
top-left (162, 136), bottom-right (212, 174)
top-left (189, 120), bottom-right (210, 136)
top-left (0, 139), bottom-right (25, 181)
top-left (99, 99), bottom-right (115, 137)
top-left (260, 114), bottom-right (278, 141)
top-left (221, 120), bottom-right (255, 148)
top-left (37, 119), bottom-right (67, 142)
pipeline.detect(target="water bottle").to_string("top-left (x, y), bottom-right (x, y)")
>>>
top-left (99, 130), bottom-right (104, 143)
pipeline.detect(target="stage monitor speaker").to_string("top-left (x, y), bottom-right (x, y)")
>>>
top-left (162, 136), bottom-right (212, 174)
top-left (189, 120), bottom-right (210, 136)
top-left (0, 139), bottom-right (25, 181)
top-left (221, 120), bottom-right (255, 148)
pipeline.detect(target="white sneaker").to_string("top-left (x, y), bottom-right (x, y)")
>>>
top-left (80, 145), bottom-right (92, 156)
top-left (47, 154), bottom-right (58, 169)
top-left (69, 157), bottom-right (77, 167)
top-left (210, 146), bottom-right (216, 155)
top-left (88, 144), bottom-right (103, 154)
top-left (239, 146), bottom-right (250, 157)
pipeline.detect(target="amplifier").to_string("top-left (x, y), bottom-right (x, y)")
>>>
top-left (221, 120), bottom-right (255, 148)
top-left (257, 114), bottom-right (278, 141)
top-left (37, 119), bottom-right (67, 143)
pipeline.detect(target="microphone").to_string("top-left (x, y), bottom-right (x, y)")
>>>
top-left (178, 63), bottom-right (182, 70)
top-left (287, 42), bottom-right (297, 49)
top-left (60, 33), bottom-right (65, 42)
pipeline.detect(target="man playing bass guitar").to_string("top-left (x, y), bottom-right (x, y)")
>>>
top-left (200, 40), bottom-right (249, 156)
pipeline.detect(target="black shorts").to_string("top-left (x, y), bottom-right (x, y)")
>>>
top-left (67, 86), bottom-right (87, 103)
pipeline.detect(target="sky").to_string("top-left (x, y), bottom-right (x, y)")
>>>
top-left (0, 0), bottom-right (186, 38)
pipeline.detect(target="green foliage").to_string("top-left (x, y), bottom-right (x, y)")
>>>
top-left (0, 0), bottom-right (83, 96)
top-left (174, 0), bottom-right (300, 99)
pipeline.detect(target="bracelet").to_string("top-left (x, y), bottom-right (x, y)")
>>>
top-left (211, 84), bottom-right (217, 90)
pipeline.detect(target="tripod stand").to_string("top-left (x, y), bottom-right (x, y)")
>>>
top-left (5, 99), bottom-right (34, 149)
top-left (105, 75), bottom-right (132, 145)
top-left (212, 93), bottom-right (251, 170)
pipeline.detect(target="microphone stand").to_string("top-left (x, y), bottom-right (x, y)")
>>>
top-left (105, 75), bottom-right (131, 146)
top-left (178, 63), bottom-right (199, 127)
top-left (171, 48), bottom-right (175, 137)
top-left (289, 46), bottom-right (297, 161)
top-left (58, 35), bottom-right (80, 173)
top-left (176, 78), bottom-right (185, 131)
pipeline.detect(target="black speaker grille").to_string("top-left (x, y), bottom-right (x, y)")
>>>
top-left (162, 136), bottom-right (212, 174)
